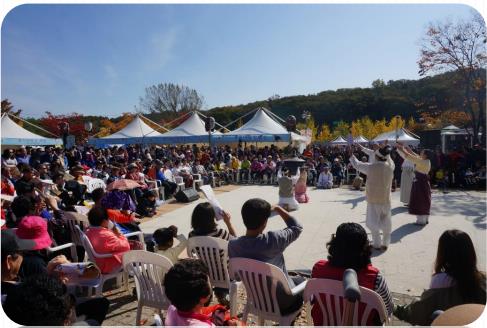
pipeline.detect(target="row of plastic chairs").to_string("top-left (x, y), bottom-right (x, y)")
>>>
top-left (122, 236), bottom-right (389, 326)
top-left (61, 212), bottom-right (389, 326)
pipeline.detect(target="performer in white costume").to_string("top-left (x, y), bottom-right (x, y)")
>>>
top-left (349, 145), bottom-right (395, 250)
top-left (357, 143), bottom-right (380, 164)
top-left (277, 166), bottom-right (300, 211)
top-left (397, 148), bottom-right (415, 205)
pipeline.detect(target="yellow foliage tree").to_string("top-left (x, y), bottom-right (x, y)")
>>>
top-left (350, 121), bottom-right (363, 137)
top-left (358, 117), bottom-right (376, 140)
top-left (332, 121), bottom-right (350, 139)
top-left (317, 123), bottom-right (333, 142)
top-left (386, 116), bottom-right (406, 132)
top-left (373, 119), bottom-right (388, 136)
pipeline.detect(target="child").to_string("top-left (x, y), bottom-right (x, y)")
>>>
top-left (152, 225), bottom-right (188, 264)
top-left (136, 190), bottom-right (157, 217)
top-left (164, 259), bottom-right (240, 326)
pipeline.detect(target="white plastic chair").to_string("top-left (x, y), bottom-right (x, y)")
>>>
top-left (229, 257), bottom-right (306, 325)
top-left (192, 174), bottom-right (203, 190)
top-left (187, 236), bottom-right (242, 316)
top-left (86, 178), bottom-right (106, 193)
top-left (303, 278), bottom-right (389, 326)
top-left (174, 176), bottom-right (185, 191)
top-left (123, 250), bottom-right (173, 325)
top-left (74, 225), bottom-right (129, 296)
top-left (63, 211), bottom-right (89, 253)
top-left (9, 228), bottom-right (78, 262)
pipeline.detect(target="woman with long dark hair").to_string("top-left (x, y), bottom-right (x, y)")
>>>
top-left (394, 230), bottom-right (486, 325)
top-left (311, 223), bottom-right (393, 325)
top-left (396, 144), bottom-right (433, 225)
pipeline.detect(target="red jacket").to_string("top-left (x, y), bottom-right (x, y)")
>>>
top-left (311, 260), bottom-right (379, 325)
top-left (85, 226), bottom-right (130, 273)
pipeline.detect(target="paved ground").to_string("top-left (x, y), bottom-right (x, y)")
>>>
top-left (103, 185), bottom-right (486, 325)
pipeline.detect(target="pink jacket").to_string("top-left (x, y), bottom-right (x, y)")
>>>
top-left (85, 226), bottom-right (130, 274)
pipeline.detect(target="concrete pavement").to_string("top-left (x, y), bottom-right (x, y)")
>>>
top-left (140, 185), bottom-right (486, 297)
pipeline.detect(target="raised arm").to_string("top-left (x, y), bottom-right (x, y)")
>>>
top-left (349, 154), bottom-right (370, 175)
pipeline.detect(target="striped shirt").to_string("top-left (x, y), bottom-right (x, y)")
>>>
top-left (374, 272), bottom-right (394, 316)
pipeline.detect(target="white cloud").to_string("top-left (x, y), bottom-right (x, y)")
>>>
top-left (146, 26), bottom-right (180, 70)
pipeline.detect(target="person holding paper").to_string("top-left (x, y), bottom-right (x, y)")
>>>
top-left (188, 203), bottom-right (236, 241)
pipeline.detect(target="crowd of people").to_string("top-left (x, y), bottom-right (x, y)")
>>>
top-left (1, 141), bottom-right (486, 326)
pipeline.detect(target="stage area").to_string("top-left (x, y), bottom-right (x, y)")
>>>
top-left (140, 185), bottom-right (486, 297)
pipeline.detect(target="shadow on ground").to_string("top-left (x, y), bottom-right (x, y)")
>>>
top-left (390, 223), bottom-right (426, 244)
top-left (432, 191), bottom-right (486, 230)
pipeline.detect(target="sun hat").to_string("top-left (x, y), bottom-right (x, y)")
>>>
top-left (15, 216), bottom-right (52, 250)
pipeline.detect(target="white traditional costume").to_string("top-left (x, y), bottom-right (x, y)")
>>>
top-left (277, 167), bottom-right (300, 211)
top-left (397, 149), bottom-right (415, 204)
top-left (349, 150), bottom-right (394, 249)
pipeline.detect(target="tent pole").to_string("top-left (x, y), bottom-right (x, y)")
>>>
top-left (197, 111), bottom-right (231, 132)
top-left (8, 114), bottom-right (60, 138)
top-left (140, 114), bottom-right (170, 132)
top-left (221, 107), bottom-right (260, 130)
top-left (262, 107), bottom-right (286, 123)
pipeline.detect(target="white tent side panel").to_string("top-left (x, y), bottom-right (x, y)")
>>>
top-left (1, 115), bottom-right (62, 146)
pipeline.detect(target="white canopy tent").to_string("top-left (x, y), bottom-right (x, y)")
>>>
top-left (353, 135), bottom-right (369, 144)
top-left (146, 111), bottom-right (221, 144)
top-left (214, 108), bottom-right (308, 144)
top-left (373, 128), bottom-right (420, 146)
top-left (1, 114), bottom-right (62, 146)
top-left (440, 125), bottom-right (471, 152)
top-left (329, 136), bottom-right (348, 146)
top-left (88, 115), bottom-right (164, 146)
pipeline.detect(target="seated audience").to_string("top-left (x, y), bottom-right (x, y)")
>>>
top-left (317, 166), bottom-right (333, 189)
top-left (164, 258), bottom-right (239, 326)
top-left (188, 202), bottom-right (236, 241)
top-left (394, 229), bottom-right (486, 325)
top-left (311, 222), bottom-right (393, 325)
top-left (152, 225), bottom-right (188, 264)
top-left (228, 198), bottom-right (304, 315)
top-left (85, 207), bottom-right (131, 274)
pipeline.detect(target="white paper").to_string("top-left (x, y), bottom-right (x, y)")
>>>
top-left (199, 185), bottom-right (224, 221)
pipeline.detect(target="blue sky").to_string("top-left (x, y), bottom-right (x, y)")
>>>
top-left (1, 4), bottom-right (476, 118)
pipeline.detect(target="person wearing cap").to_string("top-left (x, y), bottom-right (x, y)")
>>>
top-left (70, 165), bottom-right (86, 183)
top-left (311, 223), bottom-right (393, 325)
top-left (349, 145), bottom-right (395, 251)
top-left (317, 166), bottom-right (334, 189)
top-left (1, 229), bottom-right (35, 298)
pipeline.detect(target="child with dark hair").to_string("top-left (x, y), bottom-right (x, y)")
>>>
top-left (152, 225), bottom-right (188, 264)
top-left (136, 189), bottom-right (157, 217)
top-left (164, 258), bottom-right (239, 326)
top-left (311, 222), bottom-right (393, 325)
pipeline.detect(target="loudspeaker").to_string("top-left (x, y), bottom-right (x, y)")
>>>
top-left (174, 188), bottom-right (200, 203)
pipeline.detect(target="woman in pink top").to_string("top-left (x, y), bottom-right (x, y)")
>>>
top-left (295, 168), bottom-right (310, 203)
top-left (85, 207), bottom-right (130, 274)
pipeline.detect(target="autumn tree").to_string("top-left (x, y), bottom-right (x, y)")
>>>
top-left (1, 99), bottom-right (22, 116)
top-left (138, 83), bottom-right (204, 114)
top-left (39, 112), bottom-right (88, 143)
top-left (317, 123), bottom-right (333, 142)
top-left (332, 121), bottom-right (350, 138)
top-left (418, 12), bottom-right (486, 144)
